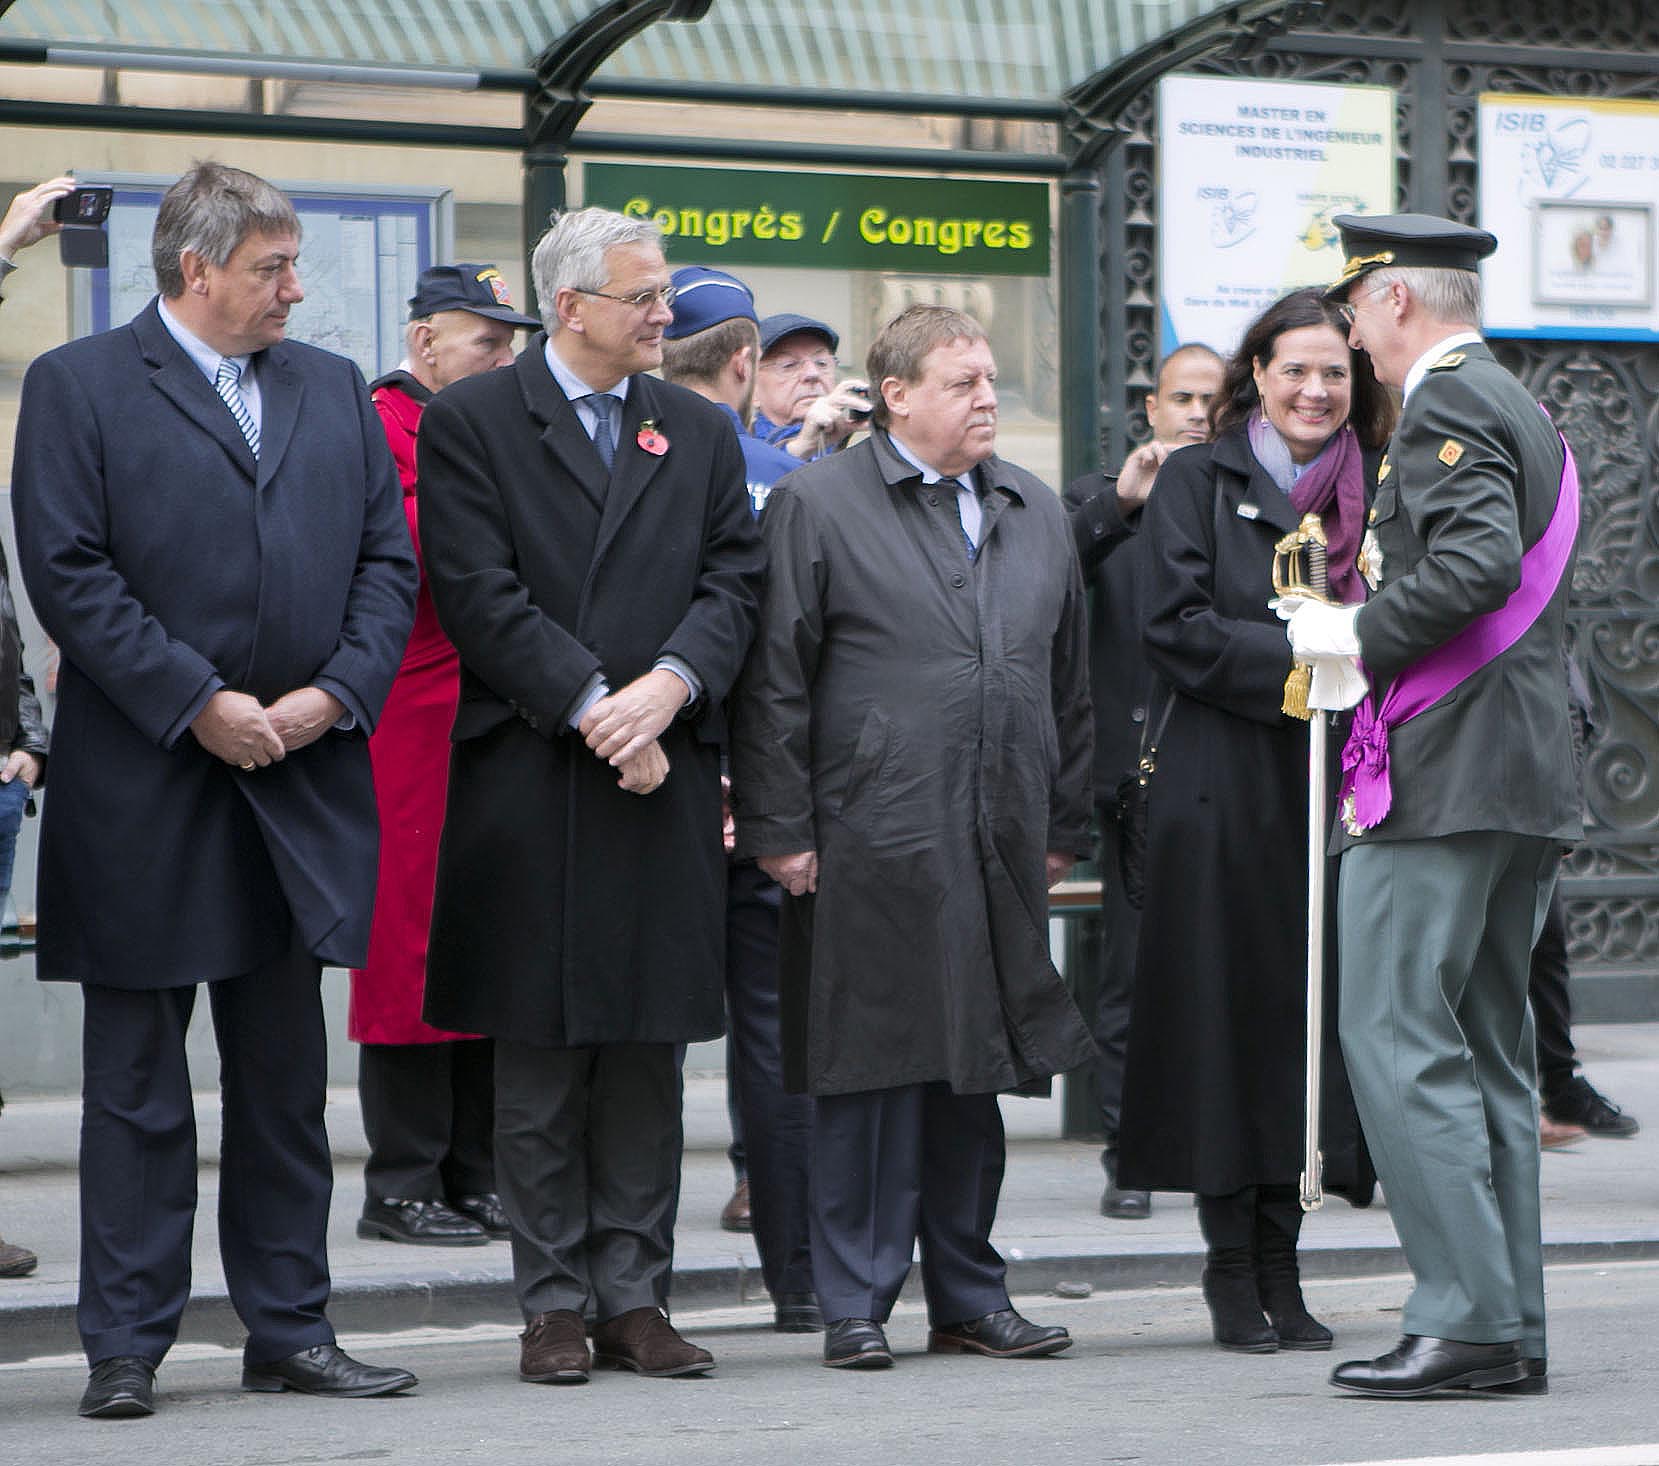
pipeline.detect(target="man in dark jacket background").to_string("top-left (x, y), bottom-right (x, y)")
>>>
top-left (732, 304), bottom-right (1096, 1371)
top-left (0, 172), bottom-right (72, 1285)
top-left (1063, 342), bottom-right (1224, 1221)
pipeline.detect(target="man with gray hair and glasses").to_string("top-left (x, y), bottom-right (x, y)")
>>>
top-left (417, 207), bottom-right (761, 1385)
top-left (1283, 214), bottom-right (1580, 1399)
top-left (11, 160), bottom-right (419, 1418)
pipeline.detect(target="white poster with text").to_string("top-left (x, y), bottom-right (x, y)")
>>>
top-left (1480, 93), bottom-right (1659, 340)
top-left (1157, 75), bottom-right (1396, 357)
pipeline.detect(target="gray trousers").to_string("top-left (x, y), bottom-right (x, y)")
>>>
top-left (1338, 831), bottom-right (1557, 1357)
top-left (494, 1040), bottom-right (683, 1322)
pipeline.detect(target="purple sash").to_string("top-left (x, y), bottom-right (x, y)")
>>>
top-left (1339, 430), bottom-right (1580, 834)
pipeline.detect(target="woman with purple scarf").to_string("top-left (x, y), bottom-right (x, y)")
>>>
top-left (1116, 288), bottom-right (1394, 1355)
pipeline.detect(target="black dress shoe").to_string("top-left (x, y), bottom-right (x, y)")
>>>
top-left (774, 1292), bottom-right (825, 1333)
top-left (357, 1196), bottom-right (489, 1247)
top-left (1544, 1075), bottom-right (1639, 1137)
top-left (1455, 1355), bottom-right (1548, 1396)
top-left (450, 1192), bottom-right (511, 1239)
top-left (823, 1318), bottom-right (893, 1369)
top-left (1330, 1335), bottom-right (1526, 1398)
top-left (928, 1308), bottom-right (1071, 1359)
top-left (1100, 1150), bottom-right (1151, 1220)
top-left (79, 1356), bottom-right (156, 1419)
top-left (241, 1344), bottom-right (418, 1397)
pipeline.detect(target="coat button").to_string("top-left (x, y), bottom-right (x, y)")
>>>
top-left (950, 572), bottom-right (966, 588)
top-left (927, 493), bottom-right (939, 506)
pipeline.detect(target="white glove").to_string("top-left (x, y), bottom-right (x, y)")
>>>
top-left (1308, 656), bottom-right (1368, 711)
top-left (1286, 599), bottom-right (1361, 658)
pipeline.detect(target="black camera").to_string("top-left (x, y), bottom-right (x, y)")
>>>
top-left (53, 185), bottom-right (113, 268)
top-left (845, 385), bottom-right (873, 422)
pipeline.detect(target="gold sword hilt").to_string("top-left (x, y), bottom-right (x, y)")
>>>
top-left (1272, 513), bottom-right (1334, 722)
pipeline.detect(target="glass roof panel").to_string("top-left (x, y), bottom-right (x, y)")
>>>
top-left (1, 0), bottom-right (1239, 99)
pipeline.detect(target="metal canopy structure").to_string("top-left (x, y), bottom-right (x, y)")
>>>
top-left (3, 0), bottom-right (1268, 104)
top-left (0, 0), bottom-right (1308, 481)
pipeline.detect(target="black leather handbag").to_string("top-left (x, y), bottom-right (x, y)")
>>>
top-left (1113, 687), bottom-right (1174, 912)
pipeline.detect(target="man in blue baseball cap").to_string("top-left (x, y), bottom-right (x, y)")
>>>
top-left (662, 266), bottom-right (819, 1337)
top-left (752, 311), bottom-right (871, 461)
top-left (663, 266), bottom-right (798, 515)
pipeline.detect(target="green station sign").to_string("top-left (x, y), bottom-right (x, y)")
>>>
top-left (582, 163), bottom-right (1051, 277)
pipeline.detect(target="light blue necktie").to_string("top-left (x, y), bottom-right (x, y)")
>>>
top-left (215, 356), bottom-right (260, 458)
top-left (585, 393), bottom-right (618, 472)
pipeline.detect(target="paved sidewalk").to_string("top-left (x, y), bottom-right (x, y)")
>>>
top-left (1, 1024), bottom-right (1654, 1363)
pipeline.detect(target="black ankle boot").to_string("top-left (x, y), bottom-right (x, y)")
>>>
top-left (1254, 1201), bottom-right (1332, 1351)
top-left (1201, 1248), bottom-right (1278, 1353)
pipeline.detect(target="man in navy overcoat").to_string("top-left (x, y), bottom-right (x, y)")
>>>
top-left (10, 162), bottom-right (419, 1419)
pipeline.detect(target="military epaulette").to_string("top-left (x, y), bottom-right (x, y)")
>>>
top-left (1427, 352), bottom-right (1466, 372)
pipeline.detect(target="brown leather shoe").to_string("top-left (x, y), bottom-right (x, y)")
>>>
top-left (519, 1310), bottom-right (590, 1384)
top-left (719, 1179), bottom-right (752, 1233)
top-left (0, 1237), bottom-right (38, 1278)
top-left (1540, 1115), bottom-right (1587, 1150)
top-left (593, 1308), bottom-right (714, 1378)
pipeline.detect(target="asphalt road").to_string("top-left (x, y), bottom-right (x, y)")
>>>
top-left (4, 1262), bottom-right (1658, 1466)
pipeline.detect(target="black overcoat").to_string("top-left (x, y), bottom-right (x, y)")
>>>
top-left (1116, 429), bottom-right (1374, 1199)
top-left (730, 431), bottom-right (1097, 1097)
top-left (10, 301), bottom-right (418, 985)
top-left (416, 338), bottom-right (762, 1046)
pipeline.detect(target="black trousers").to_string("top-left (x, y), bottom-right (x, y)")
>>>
top-left (1091, 805), bottom-right (1138, 1147)
top-left (809, 1082), bottom-right (1010, 1328)
top-left (1529, 874), bottom-right (1577, 1097)
top-left (494, 1039), bottom-right (683, 1322)
top-left (358, 1037), bottom-right (495, 1202)
top-left (78, 940), bottom-right (335, 1368)
top-left (724, 863), bottom-right (812, 1298)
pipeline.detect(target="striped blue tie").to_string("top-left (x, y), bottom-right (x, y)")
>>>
top-left (215, 356), bottom-right (260, 458)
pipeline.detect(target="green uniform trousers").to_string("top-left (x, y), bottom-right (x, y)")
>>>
top-left (1337, 831), bottom-right (1558, 1357)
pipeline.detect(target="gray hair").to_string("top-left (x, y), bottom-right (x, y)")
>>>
top-left (1368, 264), bottom-right (1483, 327)
top-left (152, 161), bottom-right (300, 298)
top-left (531, 208), bottom-right (663, 329)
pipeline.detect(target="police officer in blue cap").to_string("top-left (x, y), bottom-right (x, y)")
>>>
top-left (661, 267), bottom-right (820, 1335)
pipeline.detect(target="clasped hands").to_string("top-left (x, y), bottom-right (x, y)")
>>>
top-left (191, 686), bottom-right (344, 770)
top-left (578, 667), bottom-right (687, 796)
top-left (1270, 593), bottom-right (1368, 712)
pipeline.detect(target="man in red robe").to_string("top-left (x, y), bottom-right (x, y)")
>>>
top-left (350, 264), bottom-right (538, 1247)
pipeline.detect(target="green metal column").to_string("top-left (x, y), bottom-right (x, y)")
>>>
top-left (523, 143), bottom-right (568, 284)
top-left (1058, 164), bottom-right (1104, 488)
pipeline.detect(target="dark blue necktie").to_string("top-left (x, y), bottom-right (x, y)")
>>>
top-left (585, 393), bottom-right (618, 471)
top-left (941, 477), bottom-right (977, 562)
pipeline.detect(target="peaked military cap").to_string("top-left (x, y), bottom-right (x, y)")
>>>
top-left (1325, 213), bottom-right (1498, 298)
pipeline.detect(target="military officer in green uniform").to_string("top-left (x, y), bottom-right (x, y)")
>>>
top-left (1280, 214), bottom-right (1581, 1398)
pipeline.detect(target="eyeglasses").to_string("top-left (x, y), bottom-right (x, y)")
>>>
top-left (571, 284), bottom-right (678, 311)
top-left (1337, 285), bottom-right (1389, 326)
top-left (761, 353), bottom-right (838, 376)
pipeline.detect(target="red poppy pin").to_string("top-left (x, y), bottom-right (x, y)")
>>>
top-left (636, 420), bottom-right (669, 456)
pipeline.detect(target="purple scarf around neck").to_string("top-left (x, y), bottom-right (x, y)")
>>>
top-left (1248, 412), bottom-right (1368, 606)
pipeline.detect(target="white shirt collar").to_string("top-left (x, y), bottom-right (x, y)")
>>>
top-left (886, 430), bottom-right (960, 486)
top-left (156, 296), bottom-right (251, 383)
top-left (543, 336), bottom-right (630, 405)
top-left (1402, 330), bottom-right (1483, 402)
